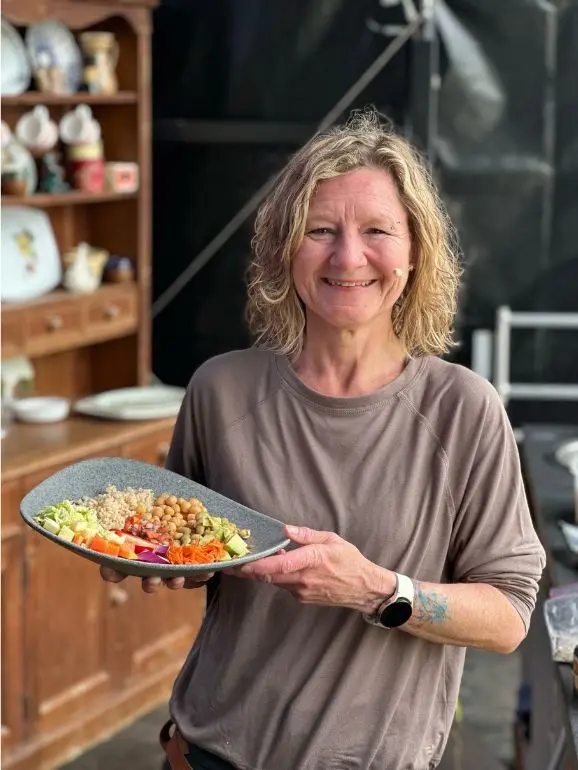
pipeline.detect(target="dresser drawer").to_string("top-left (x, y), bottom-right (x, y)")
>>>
top-left (87, 289), bottom-right (136, 333)
top-left (26, 302), bottom-right (82, 353)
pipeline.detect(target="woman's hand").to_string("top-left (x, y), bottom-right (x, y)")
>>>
top-left (99, 566), bottom-right (214, 594)
top-left (226, 525), bottom-right (395, 614)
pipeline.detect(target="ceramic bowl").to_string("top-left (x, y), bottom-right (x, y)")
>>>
top-left (20, 457), bottom-right (291, 578)
top-left (13, 396), bottom-right (71, 423)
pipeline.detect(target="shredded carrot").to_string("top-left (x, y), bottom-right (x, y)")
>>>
top-left (167, 539), bottom-right (228, 565)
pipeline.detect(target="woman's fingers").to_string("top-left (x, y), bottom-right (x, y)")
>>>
top-left (100, 566), bottom-right (127, 583)
top-left (101, 566), bottom-right (214, 593)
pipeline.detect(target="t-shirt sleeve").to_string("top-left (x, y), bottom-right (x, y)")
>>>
top-left (165, 375), bottom-right (207, 484)
top-left (448, 389), bottom-right (546, 633)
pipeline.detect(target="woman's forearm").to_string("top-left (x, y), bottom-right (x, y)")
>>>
top-left (361, 562), bottom-right (526, 654)
top-left (402, 579), bottom-right (525, 654)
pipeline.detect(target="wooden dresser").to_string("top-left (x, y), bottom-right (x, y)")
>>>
top-left (1, 2), bottom-right (205, 768)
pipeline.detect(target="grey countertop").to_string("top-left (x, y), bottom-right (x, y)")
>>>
top-left (522, 424), bottom-right (578, 756)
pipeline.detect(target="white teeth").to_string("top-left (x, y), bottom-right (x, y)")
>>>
top-left (325, 279), bottom-right (375, 287)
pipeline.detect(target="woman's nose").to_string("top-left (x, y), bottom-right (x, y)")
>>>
top-left (329, 232), bottom-right (367, 270)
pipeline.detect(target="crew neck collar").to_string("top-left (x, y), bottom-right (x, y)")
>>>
top-left (274, 353), bottom-right (426, 413)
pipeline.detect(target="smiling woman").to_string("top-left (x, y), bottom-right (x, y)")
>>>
top-left (101, 108), bottom-right (545, 770)
top-left (246, 109), bottom-right (462, 361)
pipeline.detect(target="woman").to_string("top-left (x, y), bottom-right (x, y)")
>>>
top-left (102, 111), bottom-right (545, 770)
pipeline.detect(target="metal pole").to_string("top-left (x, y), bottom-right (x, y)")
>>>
top-left (152, 16), bottom-right (424, 320)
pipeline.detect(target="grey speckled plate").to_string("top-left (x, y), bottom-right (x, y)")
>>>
top-left (20, 457), bottom-right (290, 578)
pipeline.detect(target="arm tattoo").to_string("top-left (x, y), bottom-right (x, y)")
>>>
top-left (411, 581), bottom-right (450, 626)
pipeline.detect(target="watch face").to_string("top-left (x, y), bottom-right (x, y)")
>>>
top-left (379, 598), bottom-right (413, 628)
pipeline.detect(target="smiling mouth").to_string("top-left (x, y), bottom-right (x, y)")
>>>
top-left (322, 278), bottom-right (379, 287)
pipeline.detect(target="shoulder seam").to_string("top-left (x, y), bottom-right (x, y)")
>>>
top-left (397, 392), bottom-right (457, 519)
top-left (221, 367), bottom-right (281, 434)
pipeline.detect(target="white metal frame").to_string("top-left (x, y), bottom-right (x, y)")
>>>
top-left (494, 306), bottom-right (578, 405)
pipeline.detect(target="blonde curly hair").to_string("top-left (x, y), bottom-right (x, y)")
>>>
top-left (246, 110), bottom-right (462, 358)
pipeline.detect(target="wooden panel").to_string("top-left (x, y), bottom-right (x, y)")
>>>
top-left (1, 535), bottom-right (26, 757)
top-left (21, 458), bottom-right (119, 736)
top-left (1, 314), bottom-right (25, 359)
top-left (3, 665), bottom-right (175, 770)
top-left (112, 426), bottom-right (203, 683)
top-left (89, 335), bottom-right (139, 393)
top-left (105, 577), bottom-right (203, 687)
top-left (1, 93), bottom-right (138, 106)
top-left (33, 348), bottom-right (93, 400)
top-left (1, 192), bottom-right (137, 208)
top-left (1, 479), bottom-right (24, 538)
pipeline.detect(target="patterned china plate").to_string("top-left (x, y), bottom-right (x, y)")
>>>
top-left (26, 20), bottom-right (83, 94)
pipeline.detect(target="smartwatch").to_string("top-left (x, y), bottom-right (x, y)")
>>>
top-left (363, 573), bottom-right (414, 629)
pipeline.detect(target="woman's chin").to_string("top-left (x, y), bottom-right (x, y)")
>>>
top-left (313, 308), bottom-right (385, 331)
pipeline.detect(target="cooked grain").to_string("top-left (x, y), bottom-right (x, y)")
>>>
top-left (79, 485), bottom-right (154, 530)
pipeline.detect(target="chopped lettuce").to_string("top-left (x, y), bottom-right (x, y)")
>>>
top-left (35, 500), bottom-right (105, 536)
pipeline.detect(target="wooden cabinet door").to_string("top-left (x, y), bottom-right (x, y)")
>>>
top-left (22, 463), bottom-right (113, 738)
top-left (122, 426), bottom-right (174, 468)
top-left (104, 571), bottom-right (204, 688)
top-left (108, 426), bottom-right (204, 687)
top-left (1, 535), bottom-right (26, 758)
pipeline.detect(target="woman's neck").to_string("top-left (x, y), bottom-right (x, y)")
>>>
top-left (292, 326), bottom-right (407, 398)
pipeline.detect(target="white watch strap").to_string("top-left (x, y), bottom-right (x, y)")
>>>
top-left (394, 573), bottom-right (414, 607)
top-left (362, 573), bottom-right (415, 627)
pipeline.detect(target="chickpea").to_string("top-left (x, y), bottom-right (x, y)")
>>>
top-left (156, 494), bottom-right (167, 505)
top-left (182, 534), bottom-right (191, 546)
top-left (173, 531), bottom-right (183, 540)
top-left (167, 495), bottom-right (178, 506)
top-left (168, 522), bottom-right (177, 533)
top-left (172, 503), bottom-right (181, 515)
top-left (180, 501), bottom-right (190, 514)
top-left (177, 497), bottom-right (186, 507)
top-left (163, 505), bottom-right (174, 516)
top-left (152, 515), bottom-right (161, 524)
top-left (151, 506), bottom-right (163, 517)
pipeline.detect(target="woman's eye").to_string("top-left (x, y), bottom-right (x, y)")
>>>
top-left (308, 228), bottom-right (334, 236)
top-left (366, 227), bottom-right (388, 235)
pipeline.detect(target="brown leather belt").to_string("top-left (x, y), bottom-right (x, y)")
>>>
top-left (160, 719), bottom-right (194, 770)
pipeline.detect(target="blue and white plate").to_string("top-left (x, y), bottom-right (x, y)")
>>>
top-left (25, 20), bottom-right (82, 95)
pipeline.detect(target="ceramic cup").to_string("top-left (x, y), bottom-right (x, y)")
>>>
top-left (69, 159), bottom-right (105, 193)
top-left (15, 106), bottom-right (59, 153)
top-left (59, 105), bottom-right (102, 146)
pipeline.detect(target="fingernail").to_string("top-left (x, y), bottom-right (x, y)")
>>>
top-left (286, 525), bottom-right (299, 535)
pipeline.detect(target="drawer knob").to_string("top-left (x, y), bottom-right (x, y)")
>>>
top-left (104, 304), bottom-right (120, 320)
top-left (46, 315), bottom-right (63, 332)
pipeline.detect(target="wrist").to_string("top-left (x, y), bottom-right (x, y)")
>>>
top-left (357, 563), bottom-right (397, 615)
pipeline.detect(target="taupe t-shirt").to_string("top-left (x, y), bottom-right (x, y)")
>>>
top-left (166, 349), bottom-right (545, 770)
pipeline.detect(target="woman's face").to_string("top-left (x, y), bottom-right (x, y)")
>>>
top-left (292, 168), bottom-right (412, 334)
